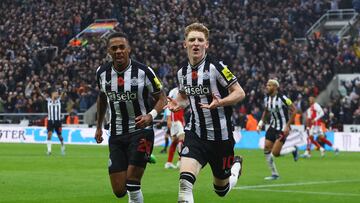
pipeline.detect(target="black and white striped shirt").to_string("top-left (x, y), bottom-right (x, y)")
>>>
top-left (264, 93), bottom-right (292, 131)
top-left (47, 98), bottom-right (61, 121)
top-left (177, 55), bottom-right (238, 141)
top-left (96, 59), bottom-right (162, 136)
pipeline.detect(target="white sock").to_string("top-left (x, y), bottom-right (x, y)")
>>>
top-left (178, 179), bottom-right (194, 203)
top-left (47, 141), bottom-right (51, 152)
top-left (229, 161), bottom-right (241, 190)
top-left (265, 153), bottom-right (278, 176)
top-left (280, 146), bottom-right (296, 155)
top-left (61, 144), bottom-right (65, 152)
top-left (128, 189), bottom-right (143, 203)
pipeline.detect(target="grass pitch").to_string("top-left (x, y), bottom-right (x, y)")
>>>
top-left (0, 143), bottom-right (359, 203)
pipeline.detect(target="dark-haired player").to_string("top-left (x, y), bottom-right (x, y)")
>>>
top-left (95, 32), bottom-right (166, 202)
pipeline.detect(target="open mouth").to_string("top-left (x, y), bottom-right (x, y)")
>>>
top-left (192, 48), bottom-right (200, 55)
top-left (115, 55), bottom-right (123, 61)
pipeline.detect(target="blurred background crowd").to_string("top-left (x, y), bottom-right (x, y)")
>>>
top-left (0, 0), bottom-right (360, 129)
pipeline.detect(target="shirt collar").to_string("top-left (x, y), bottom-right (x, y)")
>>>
top-left (189, 55), bottom-right (207, 70)
top-left (112, 59), bottom-right (132, 74)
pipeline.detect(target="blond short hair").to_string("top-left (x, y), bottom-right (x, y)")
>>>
top-left (268, 79), bottom-right (280, 88)
top-left (184, 23), bottom-right (209, 40)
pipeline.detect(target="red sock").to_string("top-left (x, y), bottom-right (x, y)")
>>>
top-left (167, 139), bottom-right (178, 163)
top-left (310, 136), bottom-right (321, 149)
top-left (319, 137), bottom-right (332, 147)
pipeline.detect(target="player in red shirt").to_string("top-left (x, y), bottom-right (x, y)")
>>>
top-left (164, 87), bottom-right (185, 169)
top-left (303, 96), bottom-right (339, 158)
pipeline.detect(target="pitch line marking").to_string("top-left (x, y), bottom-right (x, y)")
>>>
top-left (238, 188), bottom-right (360, 197)
top-left (234, 179), bottom-right (360, 189)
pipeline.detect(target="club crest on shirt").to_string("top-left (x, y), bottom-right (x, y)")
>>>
top-left (130, 77), bottom-right (138, 86)
top-left (203, 70), bottom-right (210, 80)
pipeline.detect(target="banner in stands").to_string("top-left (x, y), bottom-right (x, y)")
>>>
top-left (0, 126), bottom-right (358, 151)
top-left (0, 126), bottom-right (165, 146)
top-left (0, 126), bottom-right (108, 145)
top-left (343, 125), bottom-right (360, 133)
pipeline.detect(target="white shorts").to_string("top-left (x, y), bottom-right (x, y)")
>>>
top-left (170, 121), bottom-right (185, 137)
top-left (310, 125), bottom-right (323, 136)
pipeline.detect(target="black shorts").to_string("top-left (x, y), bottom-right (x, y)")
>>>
top-left (47, 120), bottom-right (62, 135)
top-left (180, 130), bottom-right (235, 180)
top-left (265, 127), bottom-right (286, 143)
top-left (108, 129), bottom-right (154, 174)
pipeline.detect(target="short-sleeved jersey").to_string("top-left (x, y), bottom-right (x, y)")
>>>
top-left (307, 102), bottom-right (324, 126)
top-left (47, 98), bottom-right (61, 121)
top-left (168, 87), bottom-right (185, 124)
top-left (177, 55), bottom-right (237, 141)
top-left (96, 59), bottom-right (162, 136)
top-left (264, 93), bottom-right (292, 131)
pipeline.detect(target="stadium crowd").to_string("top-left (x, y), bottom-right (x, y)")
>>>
top-left (0, 0), bottom-right (359, 126)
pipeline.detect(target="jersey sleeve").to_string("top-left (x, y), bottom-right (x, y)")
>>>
top-left (214, 61), bottom-right (237, 89)
top-left (177, 69), bottom-right (186, 94)
top-left (144, 66), bottom-right (163, 94)
top-left (281, 95), bottom-right (293, 106)
top-left (96, 66), bottom-right (105, 93)
top-left (263, 97), bottom-right (268, 110)
top-left (314, 103), bottom-right (324, 121)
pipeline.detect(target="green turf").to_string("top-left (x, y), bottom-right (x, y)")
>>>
top-left (0, 143), bottom-right (359, 203)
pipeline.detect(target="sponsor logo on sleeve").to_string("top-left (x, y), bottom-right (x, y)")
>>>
top-left (221, 66), bottom-right (234, 81)
top-left (154, 77), bottom-right (162, 89)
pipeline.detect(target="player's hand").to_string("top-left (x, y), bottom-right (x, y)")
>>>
top-left (256, 125), bottom-right (262, 134)
top-left (256, 120), bottom-right (264, 134)
top-left (95, 128), bottom-right (103, 144)
top-left (135, 114), bottom-right (153, 129)
top-left (164, 97), bottom-right (182, 112)
top-left (283, 125), bottom-right (290, 136)
top-left (199, 93), bottom-right (221, 109)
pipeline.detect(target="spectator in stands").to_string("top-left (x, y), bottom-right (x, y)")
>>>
top-left (0, 0), bottom-right (359, 126)
top-left (245, 111), bottom-right (258, 131)
top-left (66, 109), bottom-right (79, 124)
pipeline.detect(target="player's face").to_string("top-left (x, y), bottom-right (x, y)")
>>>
top-left (108, 37), bottom-right (131, 67)
top-left (309, 96), bottom-right (315, 105)
top-left (266, 82), bottom-right (276, 95)
top-left (184, 31), bottom-right (209, 64)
